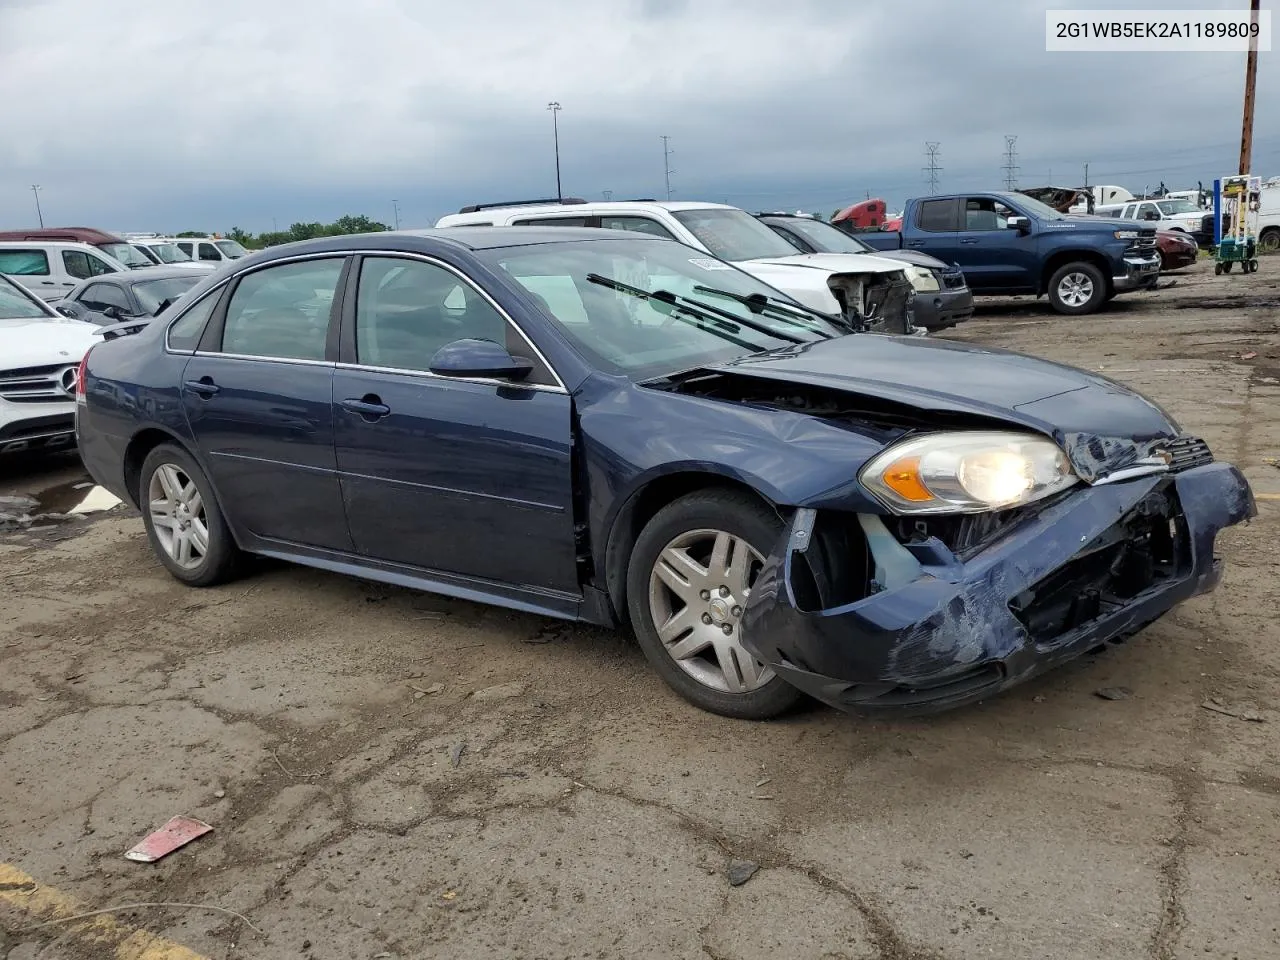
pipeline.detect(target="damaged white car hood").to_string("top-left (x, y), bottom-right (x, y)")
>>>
top-left (733, 253), bottom-right (908, 316)
top-left (0, 317), bottom-right (101, 371)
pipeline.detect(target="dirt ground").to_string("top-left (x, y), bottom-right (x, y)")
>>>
top-left (2, 259), bottom-right (1278, 960)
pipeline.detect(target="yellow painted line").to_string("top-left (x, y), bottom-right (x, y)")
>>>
top-left (0, 862), bottom-right (209, 960)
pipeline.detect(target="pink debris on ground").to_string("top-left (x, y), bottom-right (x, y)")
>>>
top-left (124, 816), bottom-right (213, 863)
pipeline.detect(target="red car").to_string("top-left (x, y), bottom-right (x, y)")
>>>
top-left (1157, 229), bottom-right (1198, 271)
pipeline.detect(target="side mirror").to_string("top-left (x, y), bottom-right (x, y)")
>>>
top-left (1006, 215), bottom-right (1030, 233)
top-left (101, 305), bottom-right (124, 320)
top-left (429, 338), bottom-right (534, 381)
top-left (56, 304), bottom-right (79, 318)
top-left (1142, 210), bottom-right (1160, 221)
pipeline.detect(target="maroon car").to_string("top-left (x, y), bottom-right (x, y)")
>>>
top-left (1157, 229), bottom-right (1199, 271)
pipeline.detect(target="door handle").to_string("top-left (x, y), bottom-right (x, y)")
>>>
top-left (905, 240), bottom-right (925, 248)
top-left (183, 377), bottom-right (220, 398)
top-left (340, 396), bottom-right (391, 419)
top-left (959, 238), bottom-right (979, 244)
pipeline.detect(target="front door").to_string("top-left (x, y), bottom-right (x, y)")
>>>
top-left (181, 255), bottom-right (353, 551)
top-left (947, 197), bottom-right (1040, 292)
top-left (333, 254), bottom-right (579, 595)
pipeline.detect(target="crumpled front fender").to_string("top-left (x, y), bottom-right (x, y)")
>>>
top-left (740, 462), bottom-right (1255, 714)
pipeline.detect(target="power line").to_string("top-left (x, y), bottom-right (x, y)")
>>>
top-left (661, 135), bottom-right (674, 200)
top-left (1002, 135), bottom-right (1020, 190)
top-left (923, 142), bottom-right (942, 195)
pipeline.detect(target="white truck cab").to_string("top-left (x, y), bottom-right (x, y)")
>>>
top-left (436, 199), bottom-right (919, 334)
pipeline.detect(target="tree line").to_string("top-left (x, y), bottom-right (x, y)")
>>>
top-left (175, 215), bottom-right (391, 250)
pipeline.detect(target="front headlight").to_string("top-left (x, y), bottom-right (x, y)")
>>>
top-left (859, 431), bottom-right (1078, 514)
top-left (1114, 230), bottom-right (1140, 240)
top-left (905, 265), bottom-right (940, 292)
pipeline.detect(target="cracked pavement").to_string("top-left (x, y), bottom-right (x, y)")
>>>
top-left (2, 260), bottom-right (1279, 959)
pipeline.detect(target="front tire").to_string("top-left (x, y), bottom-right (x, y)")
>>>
top-left (626, 489), bottom-right (802, 720)
top-left (1048, 262), bottom-right (1107, 315)
top-left (139, 444), bottom-right (241, 587)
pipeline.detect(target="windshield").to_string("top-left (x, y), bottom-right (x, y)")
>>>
top-left (215, 240), bottom-right (249, 258)
top-left (101, 242), bottom-right (154, 268)
top-left (0, 275), bottom-right (53, 319)
top-left (479, 237), bottom-right (842, 379)
top-left (134, 276), bottom-right (201, 315)
top-left (148, 242), bottom-right (193, 263)
top-left (671, 208), bottom-right (803, 262)
top-left (771, 218), bottom-right (875, 254)
top-left (1157, 199), bottom-right (1199, 216)
top-left (1005, 195), bottom-right (1066, 221)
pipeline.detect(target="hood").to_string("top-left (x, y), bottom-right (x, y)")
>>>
top-left (741, 252), bottom-right (907, 275)
top-left (0, 316), bottom-right (101, 371)
top-left (1064, 215), bottom-right (1151, 232)
top-left (702, 335), bottom-right (1179, 482)
top-left (864, 248), bottom-right (951, 272)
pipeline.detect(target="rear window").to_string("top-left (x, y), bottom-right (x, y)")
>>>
top-left (916, 200), bottom-right (959, 232)
top-left (0, 249), bottom-right (50, 275)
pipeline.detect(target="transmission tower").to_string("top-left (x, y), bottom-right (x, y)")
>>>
top-left (1002, 135), bottom-right (1020, 190)
top-left (923, 142), bottom-right (942, 195)
top-left (661, 135), bottom-right (674, 200)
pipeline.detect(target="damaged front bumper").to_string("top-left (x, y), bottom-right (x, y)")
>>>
top-left (1113, 253), bottom-right (1161, 292)
top-left (740, 462), bottom-right (1255, 714)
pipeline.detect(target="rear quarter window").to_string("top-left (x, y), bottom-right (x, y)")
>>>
top-left (0, 250), bottom-right (50, 275)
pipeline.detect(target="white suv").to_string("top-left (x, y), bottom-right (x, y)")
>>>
top-left (436, 200), bottom-right (918, 334)
top-left (0, 274), bottom-right (101, 455)
top-left (174, 237), bottom-right (250, 265)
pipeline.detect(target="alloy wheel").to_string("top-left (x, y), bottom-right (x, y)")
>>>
top-left (1057, 272), bottom-right (1094, 308)
top-left (148, 463), bottom-right (209, 570)
top-left (647, 528), bottom-right (774, 694)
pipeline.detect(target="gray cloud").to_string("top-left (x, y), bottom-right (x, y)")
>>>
top-left (1, 0), bottom-right (1274, 232)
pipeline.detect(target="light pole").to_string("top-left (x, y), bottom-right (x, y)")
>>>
top-left (547, 102), bottom-right (562, 201)
top-left (392, 200), bottom-right (400, 229)
top-left (31, 185), bottom-right (44, 228)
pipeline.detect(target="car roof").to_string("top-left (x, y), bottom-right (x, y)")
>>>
top-left (0, 239), bottom-right (110, 251)
top-left (442, 199), bottom-right (736, 222)
top-left (0, 226), bottom-right (125, 244)
top-left (243, 227), bottom-right (662, 259)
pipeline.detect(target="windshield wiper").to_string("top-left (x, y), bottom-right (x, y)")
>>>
top-left (586, 274), bottom-right (808, 345)
top-left (691, 284), bottom-right (848, 334)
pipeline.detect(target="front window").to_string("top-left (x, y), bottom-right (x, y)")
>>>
top-left (481, 237), bottom-right (840, 380)
top-left (0, 275), bottom-right (52, 318)
top-left (100, 242), bottom-right (154, 268)
top-left (215, 239), bottom-right (249, 259)
top-left (134, 276), bottom-right (201, 315)
top-left (771, 218), bottom-right (875, 254)
top-left (1000, 194), bottom-right (1065, 221)
top-left (147, 242), bottom-right (193, 263)
top-left (670, 208), bottom-right (802, 262)
top-left (1156, 199), bottom-right (1199, 216)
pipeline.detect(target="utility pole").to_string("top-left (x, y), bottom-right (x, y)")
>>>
top-left (547, 102), bottom-right (563, 201)
top-left (1083, 162), bottom-right (1089, 188)
top-left (1002, 135), bottom-right (1019, 190)
top-left (392, 200), bottom-right (400, 230)
top-left (31, 185), bottom-right (44, 228)
top-left (661, 135), bottom-right (674, 200)
top-left (602, 190), bottom-right (613, 201)
top-left (1239, 0), bottom-right (1261, 174)
top-left (923, 142), bottom-right (942, 195)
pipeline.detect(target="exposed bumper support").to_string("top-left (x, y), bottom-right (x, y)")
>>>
top-left (740, 463), bottom-right (1255, 714)
top-left (1112, 253), bottom-right (1161, 292)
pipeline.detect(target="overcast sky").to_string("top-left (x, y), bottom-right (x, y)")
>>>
top-left (0, 0), bottom-right (1274, 233)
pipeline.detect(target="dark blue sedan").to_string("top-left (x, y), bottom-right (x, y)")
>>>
top-left (75, 228), bottom-right (1255, 719)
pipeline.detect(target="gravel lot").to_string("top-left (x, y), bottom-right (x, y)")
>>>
top-left (2, 259), bottom-right (1278, 960)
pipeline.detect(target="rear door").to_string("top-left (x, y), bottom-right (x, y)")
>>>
top-left (947, 197), bottom-right (1039, 292)
top-left (905, 198), bottom-right (962, 261)
top-left (181, 255), bottom-right (354, 551)
top-left (332, 253), bottom-right (579, 597)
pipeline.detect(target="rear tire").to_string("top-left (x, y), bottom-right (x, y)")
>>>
top-left (626, 489), bottom-right (802, 720)
top-left (139, 444), bottom-right (241, 587)
top-left (1047, 262), bottom-right (1107, 315)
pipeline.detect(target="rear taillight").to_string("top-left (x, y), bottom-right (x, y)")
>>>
top-left (76, 350), bottom-right (90, 402)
